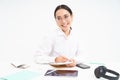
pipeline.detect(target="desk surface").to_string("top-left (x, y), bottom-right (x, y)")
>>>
top-left (0, 61), bottom-right (120, 80)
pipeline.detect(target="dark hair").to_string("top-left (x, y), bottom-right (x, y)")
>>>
top-left (54, 4), bottom-right (73, 18)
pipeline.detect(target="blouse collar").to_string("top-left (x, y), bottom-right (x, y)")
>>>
top-left (56, 27), bottom-right (72, 39)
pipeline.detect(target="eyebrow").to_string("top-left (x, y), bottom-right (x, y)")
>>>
top-left (56, 14), bottom-right (70, 18)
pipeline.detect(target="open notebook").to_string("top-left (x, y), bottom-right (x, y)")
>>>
top-left (45, 70), bottom-right (78, 77)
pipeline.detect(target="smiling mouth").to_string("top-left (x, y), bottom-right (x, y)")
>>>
top-left (62, 25), bottom-right (67, 27)
top-left (62, 23), bottom-right (68, 28)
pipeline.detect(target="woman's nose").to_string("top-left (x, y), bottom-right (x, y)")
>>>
top-left (61, 18), bottom-right (66, 23)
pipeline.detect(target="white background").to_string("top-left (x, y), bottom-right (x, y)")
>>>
top-left (0, 0), bottom-right (120, 63)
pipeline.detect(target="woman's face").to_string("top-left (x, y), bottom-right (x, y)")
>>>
top-left (55, 9), bottom-right (73, 32)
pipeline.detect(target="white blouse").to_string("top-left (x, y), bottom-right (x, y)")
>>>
top-left (35, 28), bottom-right (81, 64)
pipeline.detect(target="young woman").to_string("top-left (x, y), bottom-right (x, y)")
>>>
top-left (35, 4), bottom-right (81, 67)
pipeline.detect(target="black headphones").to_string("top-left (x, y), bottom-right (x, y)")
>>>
top-left (94, 66), bottom-right (119, 80)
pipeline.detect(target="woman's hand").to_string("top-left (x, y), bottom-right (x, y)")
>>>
top-left (66, 59), bottom-right (76, 67)
top-left (55, 56), bottom-right (76, 67)
top-left (55, 56), bottom-right (68, 63)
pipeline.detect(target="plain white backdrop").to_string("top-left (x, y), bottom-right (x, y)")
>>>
top-left (0, 0), bottom-right (120, 63)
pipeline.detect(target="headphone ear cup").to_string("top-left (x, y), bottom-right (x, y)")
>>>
top-left (95, 66), bottom-right (120, 80)
top-left (94, 66), bottom-right (107, 78)
top-left (94, 66), bottom-right (101, 78)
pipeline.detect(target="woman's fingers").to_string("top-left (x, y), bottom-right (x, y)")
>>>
top-left (55, 56), bottom-right (76, 67)
top-left (66, 59), bottom-right (76, 67)
top-left (55, 56), bottom-right (69, 62)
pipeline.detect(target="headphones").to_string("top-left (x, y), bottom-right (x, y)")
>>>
top-left (94, 66), bottom-right (119, 80)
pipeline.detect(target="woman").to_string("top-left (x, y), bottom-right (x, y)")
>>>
top-left (35, 4), bottom-right (81, 67)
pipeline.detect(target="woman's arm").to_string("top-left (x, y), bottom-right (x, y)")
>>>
top-left (34, 34), bottom-right (55, 64)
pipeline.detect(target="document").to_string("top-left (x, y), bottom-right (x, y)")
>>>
top-left (49, 61), bottom-right (72, 66)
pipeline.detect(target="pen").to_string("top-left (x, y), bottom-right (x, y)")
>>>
top-left (46, 70), bottom-right (56, 75)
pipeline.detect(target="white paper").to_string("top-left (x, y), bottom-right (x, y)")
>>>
top-left (49, 61), bottom-right (72, 66)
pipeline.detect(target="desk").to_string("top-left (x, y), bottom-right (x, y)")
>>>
top-left (0, 61), bottom-right (120, 80)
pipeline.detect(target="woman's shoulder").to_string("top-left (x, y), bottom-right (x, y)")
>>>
top-left (71, 28), bottom-right (79, 36)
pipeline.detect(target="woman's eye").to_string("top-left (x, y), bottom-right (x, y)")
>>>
top-left (56, 17), bottom-right (61, 20)
top-left (64, 15), bottom-right (69, 19)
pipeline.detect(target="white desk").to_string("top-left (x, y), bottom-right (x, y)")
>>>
top-left (0, 61), bottom-right (120, 80)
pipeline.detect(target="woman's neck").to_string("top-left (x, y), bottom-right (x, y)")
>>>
top-left (63, 29), bottom-right (71, 37)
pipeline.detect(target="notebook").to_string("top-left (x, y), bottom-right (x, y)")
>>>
top-left (0, 70), bottom-right (40, 80)
top-left (44, 70), bottom-right (78, 77)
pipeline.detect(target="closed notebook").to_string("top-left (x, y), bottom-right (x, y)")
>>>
top-left (0, 70), bottom-right (40, 80)
top-left (45, 70), bottom-right (78, 77)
